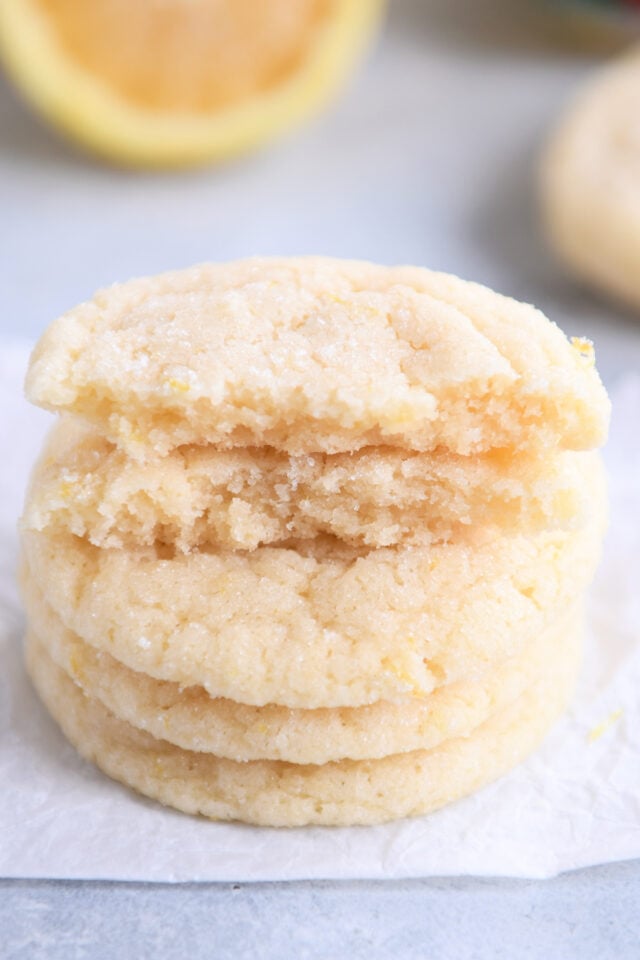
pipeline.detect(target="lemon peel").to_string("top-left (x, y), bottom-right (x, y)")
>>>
top-left (0, 0), bottom-right (384, 168)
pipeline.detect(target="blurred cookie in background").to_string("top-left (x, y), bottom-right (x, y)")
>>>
top-left (541, 45), bottom-right (640, 312)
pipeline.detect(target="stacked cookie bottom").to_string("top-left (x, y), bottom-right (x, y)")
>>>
top-left (21, 423), bottom-right (606, 827)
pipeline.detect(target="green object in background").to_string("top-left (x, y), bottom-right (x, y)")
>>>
top-left (546, 0), bottom-right (640, 51)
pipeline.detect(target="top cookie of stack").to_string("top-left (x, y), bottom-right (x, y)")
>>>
top-left (20, 257), bottom-right (610, 826)
top-left (24, 256), bottom-right (609, 555)
top-left (27, 257), bottom-right (607, 458)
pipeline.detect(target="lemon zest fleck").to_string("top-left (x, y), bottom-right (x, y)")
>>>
top-left (571, 337), bottom-right (595, 366)
top-left (588, 708), bottom-right (623, 743)
top-left (168, 378), bottom-right (191, 394)
top-left (68, 651), bottom-right (85, 682)
top-left (381, 657), bottom-right (426, 696)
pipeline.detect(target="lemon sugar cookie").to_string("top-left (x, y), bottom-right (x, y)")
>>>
top-left (25, 418), bottom-right (594, 552)
top-left (542, 48), bottom-right (640, 310)
top-left (26, 629), bottom-right (581, 828)
top-left (23, 577), bottom-right (583, 764)
top-left (20, 256), bottom-right (610, 826)
top-left (25, 258), bottom-right (609, 456)
top-left (21, 495), bottom-right (604, 709)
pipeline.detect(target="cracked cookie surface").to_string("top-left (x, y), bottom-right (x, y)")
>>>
top-left (26, 257), bottom-right (610, 456)
top-left (21, 463), bottom-right (604, 709)
top-left (25, 583), bottom-right (582, 763)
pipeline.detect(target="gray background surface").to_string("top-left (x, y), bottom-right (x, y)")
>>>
top-left (2, 0), bottom-right (639, 956)
top-left (2, 861), bottom-right (640, 960)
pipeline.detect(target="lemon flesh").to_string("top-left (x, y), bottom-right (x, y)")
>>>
top-left (0, 0), bottom-right (383, 167)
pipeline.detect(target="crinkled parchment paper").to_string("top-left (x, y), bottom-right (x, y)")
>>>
top-left (1, 343), bottom-right (638, 881)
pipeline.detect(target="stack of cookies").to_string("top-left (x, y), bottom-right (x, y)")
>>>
top-left (20, 257), bottom-right (610, 827)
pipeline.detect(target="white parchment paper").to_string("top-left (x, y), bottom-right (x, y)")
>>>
top-left (1, 342), bottom-right (639, 882)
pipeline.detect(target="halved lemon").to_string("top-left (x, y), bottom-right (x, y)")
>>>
top-left (0, 0), bottom-right (384, 167)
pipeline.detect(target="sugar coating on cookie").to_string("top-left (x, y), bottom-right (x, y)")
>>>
top-left (26, 632), bottom-right (579, 827)
top-left (21, 463), bottom-right (604, 709)
top-left (24, 419), bottom-right (594, 552)
top-left (26, 257), bottom-right (609, 456)
top-left (20, 255), bottom-right (611, 827)
top-left (541, 49), bottom-right (640, 309)
top-left (27, 586), bottom-right (582, 763)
